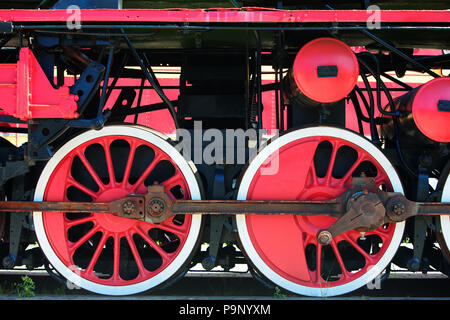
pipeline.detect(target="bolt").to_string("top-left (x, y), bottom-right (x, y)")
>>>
top-left (149, 199), bottom-right (165, 217)
top-left (391, 202), bottom-right (406, 216)
top-left (122, 200), bottom-right (136, 216)
top-left (407, 257), bottom-right (420, 272)
top-left (201, 255), bottom-right (216, 271)
top-left (2, 254), bottom-right (15, 269)
top-left (317, 230), bottom-right (332, 245)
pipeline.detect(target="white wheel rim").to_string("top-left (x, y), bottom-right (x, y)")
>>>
top-left (236, 126), bottom-right (405, 297)
top-left (440, 175), bottom-right (450, 248)
top-left (33, 125), bottom-right (202, 295)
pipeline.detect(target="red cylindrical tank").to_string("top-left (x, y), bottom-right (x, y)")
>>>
top-left (381, 77), bottom-right (450, 143)
top-left (285, 37), bottom-right (359, 106)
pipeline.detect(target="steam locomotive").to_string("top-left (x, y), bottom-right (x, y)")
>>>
top-left (0, 0), bottom-right (449, 297)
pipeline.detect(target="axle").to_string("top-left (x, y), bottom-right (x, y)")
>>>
top-left (1, 178), bottom-right (450, 245)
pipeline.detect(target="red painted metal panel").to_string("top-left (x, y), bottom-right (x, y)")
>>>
top-left (0, 8), bottom-right (448, 23)
top-left (103, 77), bottom-right (178, 135)
top-left (0, 48), bottom-right (78, 120)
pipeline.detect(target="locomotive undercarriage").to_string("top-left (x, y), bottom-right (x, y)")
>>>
top-left (0, 8), bottom-right (449, 296)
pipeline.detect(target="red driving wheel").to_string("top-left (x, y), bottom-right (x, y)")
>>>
top-left (236, 127), bottom-right (405, 297)
top-left (33, 125), bottom-right (203, 295)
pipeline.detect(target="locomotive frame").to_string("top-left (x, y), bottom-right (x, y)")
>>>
top-left (0, 0), bottom-right (449, 297)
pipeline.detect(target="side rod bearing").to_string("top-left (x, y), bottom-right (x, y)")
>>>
top-left (317, 189), bottom-right (450, 245)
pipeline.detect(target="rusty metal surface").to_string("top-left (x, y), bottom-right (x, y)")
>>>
top-left (172, 200), bottom-right (342, 215)
top-left (0, 201), bottom-right (111, 213)
top-left (0, 195), bottom-right (146, 220)
top-left (1, 178), bottom-right (450, 241)
top-left (317, 191), bottom-right (387, 245)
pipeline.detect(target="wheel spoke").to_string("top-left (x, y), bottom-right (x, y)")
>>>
top-left (74, 149), bottom-right (105, 192)
top-left (325, 140), bottom-right (339, 184)
top-left (113, 233), bottom-right (121, 281)
top-left (68, 225), bottom-right (101, 254)
top-left (101, 140), bottom-right (117, 188)
top-left (125, 232), bottom-right (149, 278)
top-left (67, 176), bottom-right (99, 200)
top-left (338, 152), bottom-right (366, 187)
top-left (330, 240), bottom-right (350, 280)
top-left (375, 175), bottom-right (388, 188)
top-left (368, 226), bottom-right (392, 243)
top-left (316, 244), bottom-right (322, 284)
top-left (134, 226), bottom-right (171, 264)
top-left (131, 153), bottom-right (164, 192)
top-left (308, 162), bottom-right (319, 187)
top-left (342, 233), bottom-right (372, 263)
top-left (65, 215), bottom-right (95, 228)
top-left (158, 218), bottom-right (188, 237)
top-left (161, 172), bottom-right (184, 191)
top-left (85, 231), bottom-right (109, 275)
top-left (122, 140), bottom-right (138, 188)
